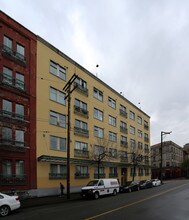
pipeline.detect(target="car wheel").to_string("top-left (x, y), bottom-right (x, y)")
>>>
top-left (129, 188), bottom-right (132, 193)
top-left (94, 191), bottom-right (99, 199)
top-left (0, 205), bottom-right (10, 217)
top-left (113, 189), bottom-right (117, 196)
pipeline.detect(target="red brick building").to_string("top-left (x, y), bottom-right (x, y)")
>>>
top-left (0, 11), bottom-right (37, 192)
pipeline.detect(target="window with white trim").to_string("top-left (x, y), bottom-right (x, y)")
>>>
top-left (109, 115), bottom-right (116, 126)
top-left (130, 126), bottom-right (135, 135)
top-left (93, 87), bottom-right (103, 101)
top-left (94, 126), bottom-right (104, 138)
top-left (50, 60), bottom-right (66, 80)
top-left (50, 135), bottom-right (66, 151)
top-left (75, 141), bottom-right (88, 151)
top-left (50, 111), bottom-right (66, 127)
top-left (50, 87), bottom-right (66, 105)
top-left (108, 97), bottom-right (116, 109)
top-left (130, 111), bottom-right (135, 120)
top-left (94, 108), bottom-right (103, 121)
top-left (109, 131), bottom-right (117, 142)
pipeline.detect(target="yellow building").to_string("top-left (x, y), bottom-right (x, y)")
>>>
top-left (36, 36), bottom-right (150, 196)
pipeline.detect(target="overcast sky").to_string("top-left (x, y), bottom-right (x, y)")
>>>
top-left (2, 0), bottom-right (189, 147)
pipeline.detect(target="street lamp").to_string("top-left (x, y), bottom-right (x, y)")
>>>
top-left (160, 131), bottom-right (172, 184)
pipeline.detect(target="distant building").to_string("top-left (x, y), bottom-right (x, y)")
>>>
top-left (151, 141), bottom-right (184, 179)
top-left (0, 11), bottom-right (37, 192)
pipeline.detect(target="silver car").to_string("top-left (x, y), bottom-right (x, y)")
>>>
top-left (152, 179), bottom-right (161, 186)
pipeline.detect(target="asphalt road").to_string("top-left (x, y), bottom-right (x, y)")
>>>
top-left (5, 179), bottom-right (189, 220)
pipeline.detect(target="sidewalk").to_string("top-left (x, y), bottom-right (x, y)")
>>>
top-left (21, 193), bottom-right (81, 209)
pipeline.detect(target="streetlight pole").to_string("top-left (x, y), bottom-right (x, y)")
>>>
top-left (160, 131), bottom-right (172, 184)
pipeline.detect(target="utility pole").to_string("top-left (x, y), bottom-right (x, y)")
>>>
top-left (63, 73), bottom-right (78, 199)
top-left (160, 131), bottom-right (172, 184)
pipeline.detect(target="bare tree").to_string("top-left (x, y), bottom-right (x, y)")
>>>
top-left (89, 137), bottom-right (117, 179)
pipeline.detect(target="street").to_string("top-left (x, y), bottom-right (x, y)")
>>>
top-left (5, 179), bottom-right (189, 220)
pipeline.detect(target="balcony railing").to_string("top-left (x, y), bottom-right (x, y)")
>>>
top-left (74, 83), bottom-right (88, 96)
top-left (120, 141), bottom-right (128, 147)
top-left (74, 149), bottom-right (89, 158)
top-left (0, 110), bottom-right (26, 125)
top-left (74, 127), bottom-right (89, 137)
top-left (0, 72), bottom-right (26, 92)
top-left (0, 139), bottom-right (27, 152)
top-left (120, 157), bottom-right (128, 163)
top-left (74, 105), bottom-right (89, 118)
top-left (94, 173), bottom-right (106, 178)
top-left (144, 124), bottom-right (149, 130)
top-left (0, 174), bottom-right (27, 186)
top-left (49, 173), bottom-right (67, 179)
top-left (119, 109), bottom-right (127, 118)
top-left (109, 173), bottom-right (118, 178)
top-left (2, 44), bottom-right (26, 66)
top-left (120, 126), bottom-right (128, 134)
top-left (75, 173), bottom-right (89, 179)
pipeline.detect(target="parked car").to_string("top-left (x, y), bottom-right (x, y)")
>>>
top-left (140, 180), bottom-right (153, 189)
top-left (151, 179), bottom-right (161, 186)
top-left (120, 181), bottom-right (140, 193)
top-left (0, 192), bottom-right (20, 217)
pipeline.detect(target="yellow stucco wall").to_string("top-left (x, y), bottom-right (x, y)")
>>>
top-left (36, 38), bottom-right (151, 189)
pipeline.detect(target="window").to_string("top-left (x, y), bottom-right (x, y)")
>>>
top-left (3, 99), bottom-right (12, 113)
top-left (15, 104), bottom-right (24, 120)
top-left (75, 141), bottom-right (88, 151)
top-left (138, 168), bottom-right (143, 176)
top-left (50, 87), bottom-right (66, 105)
top-left (75, 165), bottom-right (88, 176)
top-left (110, 167), bottom-right (117, 175)
top-left (130, 111), bottom-right (135, 120)
top-left (138, 142), bottom-right (143, 149)
top-left (109, 115), bottom-right (116, 126)
top-left (94, 108), bottom-right (103, 121)
top-left (144, 133), bottom-right (149, 142)
top-left (138, 130), bottom-right (142, 138)
top-left (50, 136), bottom-right (66, 151)
top-left (94, 126), bottom-right (104, 138)
top-left (50, 60), bottom-right (66, 80)
top-left (94, 145), bottom-right (105, 155)
top-left (121, 151), bottom-right (128, 158)
top-left (3, 66), bottom-right (12, 85)
top-left (109, 131), bottom-right (117, 142)
top-left (137, 116), bottom-right (142, 125)
top-left (121, 135), bottom-right (127, 143)
top-left (75, 99), bottom-right (87, 110)
top-left (15, 130), bottom-right (24, 146)
top-left (50, 111), bottom-right (66, 127)
top-left (94, 167), bottom-right (105, 174)
top-left (75, 77), bottom-right (87, 89)
top-left (120, 121), bottom-right (127, 133)
top-left (16, 43), bottom-right (25, 60)
top-left (109, 148), bottom-right (117, 157)
top-left (2, 160), bottom-right (12, 176)
top-left (16, 160), bottom-right (24, 176)
top-left (16, 72), bottom-right (25, 90)
top-left (130, 126), bottom-right (135, 135)
top-left (144, 120), bottom-right (149, 129)
top-left (75, 120), bottom-right (87, 130)
top-left (108, 97), bottom-right (116, 109)
top-left (2, 127), bottom-right (12, 140)
top-left (93, 87), bottom-right (103, 101)
top-left (3, 35), bottom-right (13, 52)
top-left (130, 139), bottom-right (136, 148)
top-left (120, 104), bottom-right (126, 113)
top-left (50, 164), bottom-right (67, 177)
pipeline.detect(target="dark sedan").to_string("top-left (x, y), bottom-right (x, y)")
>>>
top-left (140, 180), bottom-right (153, 189)
top-left (120, 181), bottom-right (140, 193)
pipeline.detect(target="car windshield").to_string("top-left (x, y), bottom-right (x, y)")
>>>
top-left (87, 180), bottom-right (99, 186)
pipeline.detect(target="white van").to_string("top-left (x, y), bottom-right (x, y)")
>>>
top-left (81, 178), bottom-right (120, 199)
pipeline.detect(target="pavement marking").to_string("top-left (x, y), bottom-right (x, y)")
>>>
top-left (84, 183), bottom-right (189, 220)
